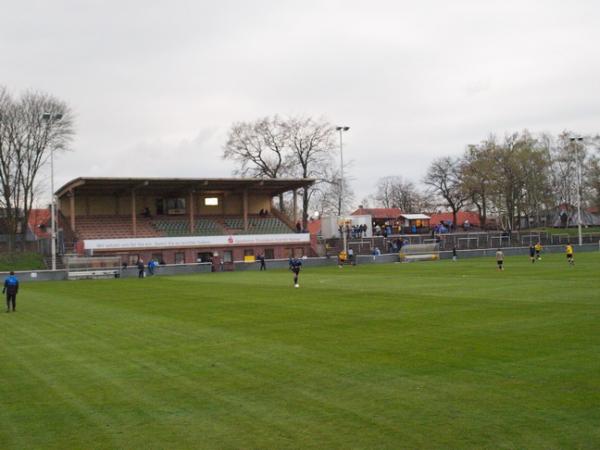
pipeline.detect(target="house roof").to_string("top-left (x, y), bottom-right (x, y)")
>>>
top-left (306, 219), bottom-right (321, 235)
top-left (351, 207), bottom-right (402, 219)
top-left (28, 209), bottom-right (51, 239)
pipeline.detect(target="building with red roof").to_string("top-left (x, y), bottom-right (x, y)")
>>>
top-left (351, 207), bottom-right (402, 221)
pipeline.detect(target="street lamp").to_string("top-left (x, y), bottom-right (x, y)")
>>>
top-left (569, 136), bottom-right (584, 246)
top-left (335, 126), bottom-right (350, 252)
top-left (43, 112), bottom-right (63, 271)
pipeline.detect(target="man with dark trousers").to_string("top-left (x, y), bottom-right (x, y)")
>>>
top-left (289, 257), bottom-right (302, 288)
top-left (3, 271), bottom-right (19, 313)
top-left (257, 254), bottom-right (266, 271)
top-left (137, 258), bottom-right (145, 278)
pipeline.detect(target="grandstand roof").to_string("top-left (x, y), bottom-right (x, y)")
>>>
top-left (56, 177), bottom-right (314, 198)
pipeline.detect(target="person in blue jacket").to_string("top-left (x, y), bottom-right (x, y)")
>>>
top-left (3, 271), bottom-right (19, 313)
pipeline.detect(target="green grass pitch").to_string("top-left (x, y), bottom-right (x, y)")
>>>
top-left (1, 253), bottom-right (599, 449)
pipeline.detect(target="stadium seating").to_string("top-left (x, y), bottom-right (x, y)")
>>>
top-left (223, 215), bottom-right (293, 234)
top-left (75, 216), bottom-right (161, 240)
top-left (151, 217), bottom-right (223, 236)
top-left (73, 214), bottom-right (292, 241)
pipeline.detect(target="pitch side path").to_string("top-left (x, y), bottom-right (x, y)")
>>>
top-left (1, 254), bottom-right (599, 449)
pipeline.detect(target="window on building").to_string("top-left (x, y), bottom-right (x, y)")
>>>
top-left (197, 252), bottom-right (213, 263)
top-left (175, 252), bottom-right (185, 264)
top-left (204, 197), bottom-right (219, 206)
top-left (223, 251), bottom-right (233, 263)
top-left (166, 198), bottom-right (186, 214)
top-left (264, 248), bottom-right (274, 260)
top-left (244, 249), bottom-right (254, 257)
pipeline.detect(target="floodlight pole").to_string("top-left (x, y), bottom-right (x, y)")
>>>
top-left (570, 137), bottom-right (584, 246)
top-left (43, 113), bottom-right (63, 271)
top-left (336, 126), bottom-right (350, 252)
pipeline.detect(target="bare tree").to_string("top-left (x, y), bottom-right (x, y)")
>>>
top-left (461, 138), bottom-right (497, 228)
top-left (374, 175), bottom-right (426, 212)
top-left (284, 117), bottom-right (337, 227)
top-left (223, 115), bottom-right (291, 210)
top-left (424, 157), bottom-right (468, 228)
top-left (0, 87), bottom-right (74, 251)
top-left (311, 169), bottom-right (355, 217)
top-left (0, 87), bottom-right (21, 251)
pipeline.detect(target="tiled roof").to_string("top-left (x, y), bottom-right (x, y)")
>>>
top-left (351, 208), bottom-right (402, 219)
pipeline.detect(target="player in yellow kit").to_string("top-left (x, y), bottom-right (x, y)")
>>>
top-left (566, 244), bottom-right (574, 266)
top-left (534, 242), bottom-right (543, 260)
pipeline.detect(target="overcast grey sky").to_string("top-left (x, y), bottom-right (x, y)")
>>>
top-left (1, 0), bottom-right (599, 204)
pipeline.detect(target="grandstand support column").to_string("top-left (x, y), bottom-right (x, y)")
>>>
top-left (189, 190), bottom-right (195, 234)
top-left (243, 189), bottom-right (248, 231)
top-left (69, 190), bottom-right (75, 233)
top-left (131, 189), bottom-right (137, 237)
top-left (293, 189), bottom-right (298, 224)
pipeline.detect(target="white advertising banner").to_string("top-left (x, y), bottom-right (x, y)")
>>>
top-left (84, 233), bottom-right (310, 251)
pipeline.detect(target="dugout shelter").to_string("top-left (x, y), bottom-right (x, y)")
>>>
top-left (56, 177), bottom-right (314, 266)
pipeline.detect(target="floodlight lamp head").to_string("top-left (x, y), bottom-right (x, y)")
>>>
top-left (42, 112), bottom-right (63, 121)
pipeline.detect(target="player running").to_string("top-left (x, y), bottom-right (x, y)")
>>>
top-left (529, 245), bottom-right (536, 263)
top-left (566, 243), bottom-right (574, 266)
top-left (534, 242), bottom-right (543, 260)
top-left (289, 257), bottom-right (302, 288)
top-left (496, 249), bottom-right (504, 271)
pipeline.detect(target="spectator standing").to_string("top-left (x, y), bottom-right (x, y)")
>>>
top-left (137, 258), bottom-right (145, 278)
top-left (258, 254), bottom-right (266, 271)
top-left (148, 259), bottom-right (156, 275)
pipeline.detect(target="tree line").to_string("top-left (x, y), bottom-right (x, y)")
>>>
top-left (224, 118), bottom-right (600, 231)
top-left (0, 87), bottom-right (74, 251)
top-left (377, 130), bottom-right (600, 229)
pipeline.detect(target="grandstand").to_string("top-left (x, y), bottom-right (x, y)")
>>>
top-left (55, 177), bottom-right (313, 265)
